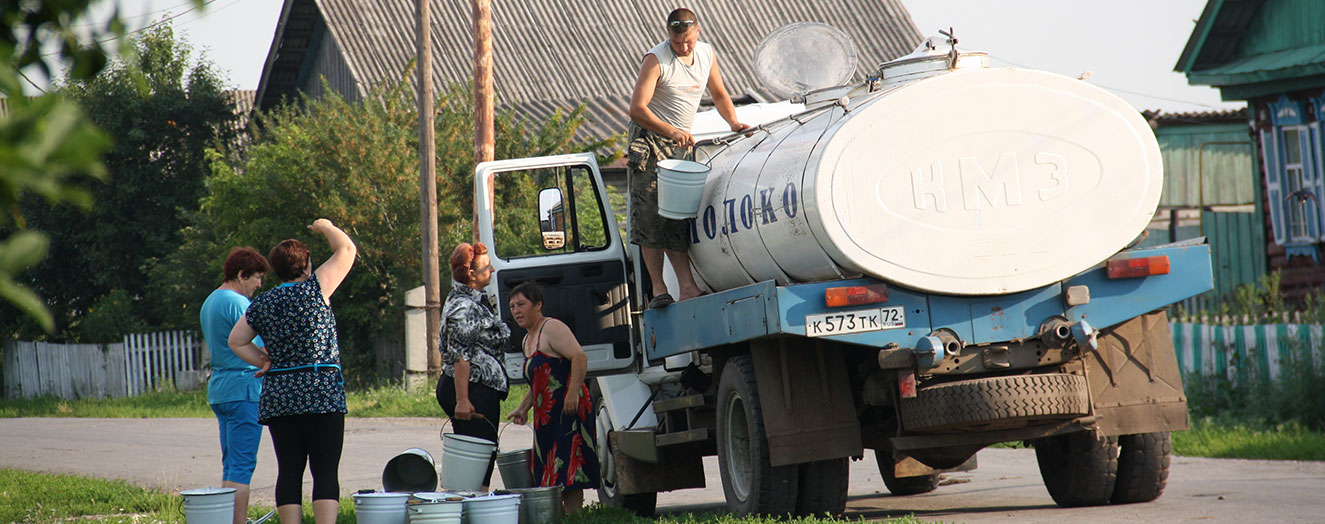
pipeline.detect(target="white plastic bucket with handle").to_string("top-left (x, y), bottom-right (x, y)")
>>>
top-left (442, 433), bottom-right (497, 491)
top-left (180, 487), bottom-right (235, 524)
top-left (353, 491), bottom-right (411, 524)
top-left (462, 493), bottom-right (521, 524)
top-left (656, 159), bottom-right (710, 219)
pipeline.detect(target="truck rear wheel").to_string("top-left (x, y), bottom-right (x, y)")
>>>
top-left (795, 458), bottom-right (848, 516)
top-left (594, 396), bottom-right (658, 516)
top-left (899, 373), bottom-right (1090, 432)
top-left (1111, 432), bottom-right (1171, 504)
top-left (717, 355), bottom-right (798, 516)
top-left (874, 452), bottom-right (940, 496)
top-left (1034, 430), bottom-right (1118, 507)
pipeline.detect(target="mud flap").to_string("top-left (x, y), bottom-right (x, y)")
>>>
top-left (1085, 310), bottom-right (1189, 436)
top-left (612, 433), bottom-right (706, 495)
top-left (750, 339), bottom-right (863, 467)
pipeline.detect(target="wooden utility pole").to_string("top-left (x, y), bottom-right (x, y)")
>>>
top-left (417, 0), bottom-right (442, 375)
top-left (472, 0), bottom-right (494, 242)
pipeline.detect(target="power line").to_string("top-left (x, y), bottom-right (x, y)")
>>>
top-left (40, 0), bottom-right (217, 58)
top-left (71, 0), bottom-right (202, 29)
top-left (986, 55), bottom-right (1232, 111)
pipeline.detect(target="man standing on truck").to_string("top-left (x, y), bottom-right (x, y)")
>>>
top-left (628, 7), bottom-right (748, 308)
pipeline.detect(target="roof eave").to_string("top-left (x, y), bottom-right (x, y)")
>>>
top-left (1175, 0), bottom-right (1226, 73)
top-left (254, 0), bottom-right (300, 111)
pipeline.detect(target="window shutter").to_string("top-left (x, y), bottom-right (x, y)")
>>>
top-left (1261, 128), bottom-right (1287, 245)
top-left (1313, 93), bottom-right (1325, 242)
top-left (1310, 122), bottom-right (1325, 241)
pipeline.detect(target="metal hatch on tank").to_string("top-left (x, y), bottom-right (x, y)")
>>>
top-left (688, 32), bottom-right (1162, 296)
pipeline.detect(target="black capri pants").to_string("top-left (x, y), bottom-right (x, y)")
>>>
top-left (436, 375), bottom-right (507, 486)
top-left (267, 412), bottom-right (345, 506)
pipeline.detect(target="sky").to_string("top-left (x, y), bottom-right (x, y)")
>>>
top-left (32, 0), bottom-right (1243, 114)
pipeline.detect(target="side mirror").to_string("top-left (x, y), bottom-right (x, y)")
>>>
top-left (539, 187), bottom-right (567, 250)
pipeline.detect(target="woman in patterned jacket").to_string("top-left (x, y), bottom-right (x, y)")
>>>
top-left (436, 241), bottom-right (510, 491)
top-left (229, 219), bottom-right (356, 524)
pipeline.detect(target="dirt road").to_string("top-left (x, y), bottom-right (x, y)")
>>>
top-left (4, 417), bottom-right (1322, 522)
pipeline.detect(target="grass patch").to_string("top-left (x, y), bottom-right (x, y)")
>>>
top-left (1173, 416), bottom-right (1325, 461)
top-left (0, 383), bottom-right (530, 421)
top-left (0, 468), bottom-right (182, 523)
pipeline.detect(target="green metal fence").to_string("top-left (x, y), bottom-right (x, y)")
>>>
top-left (1172, 321), bottom-right (1323, 382)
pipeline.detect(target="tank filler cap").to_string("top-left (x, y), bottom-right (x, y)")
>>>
top-left (879, 28), bottom-right (988, 88)
top-left (754, 22), bottom-right (860, 101)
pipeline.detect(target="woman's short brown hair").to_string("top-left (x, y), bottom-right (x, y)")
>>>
top-left (268, 239), bottom-right (312, 282)
top-left (449, 242), bottom-right (489, 283)
top-left (510, 281), bottom-right (543, 305)
top-left (223, 246), bottom-right (270, 282)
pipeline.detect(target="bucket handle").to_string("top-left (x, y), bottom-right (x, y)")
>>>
top-left (439, 415), bottom-right (501, 443)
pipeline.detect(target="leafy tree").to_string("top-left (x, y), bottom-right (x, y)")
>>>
top-left (2, 21), bottom-right (238, 342)
top-left (151, 79), bottom-right (619, 383)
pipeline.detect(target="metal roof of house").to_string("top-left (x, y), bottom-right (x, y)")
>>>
top-left (256, 0), bottom-right (922, 142)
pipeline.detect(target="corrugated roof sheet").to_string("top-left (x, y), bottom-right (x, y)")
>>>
top-left (1186, 42), bottom-right (1325, 86)
top-left (1143, 107), bottom-right (1249, 126)
top-left (258, 0), bottom-right (922, 141)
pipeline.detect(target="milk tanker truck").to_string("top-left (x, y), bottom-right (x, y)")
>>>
top-left (471, 33), bottom-right (1213, 516)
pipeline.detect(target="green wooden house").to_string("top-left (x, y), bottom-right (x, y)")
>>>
top-left (1177, 0), bottom-right (1325, 303)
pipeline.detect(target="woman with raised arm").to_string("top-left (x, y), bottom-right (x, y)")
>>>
top-left (228, 219), bottom-right (356, 524)
top-left (506, 281), bottom-right (599, 514)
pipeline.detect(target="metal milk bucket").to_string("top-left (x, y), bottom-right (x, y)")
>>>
top-left (442, 434), bottom-right (497, 490)
top-left (655, 159), bottom-right (710, 219)
top-left (180, 487), bottom-right (235, 524)
top-left (408, 492), bottom-right (467, 524)
top-left (462, 493), bottom-right (521, 524)
top-left (384, 447), bottom-right (440, 493)
top-left (354, 491), bottom-right (411, 524)
top-left (495, 448), bottom-right (533, 489)
top-left (511, 487), bottom-right (562, 524)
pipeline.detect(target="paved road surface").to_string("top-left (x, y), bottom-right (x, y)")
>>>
top-left (3, 418), bottom-right (1322, 522)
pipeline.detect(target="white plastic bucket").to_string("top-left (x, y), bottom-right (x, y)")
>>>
top-left (656, 159), bottom-right (710, 219)
top-left (442, 434), bottom-right (497, 491)
top-left (462, 493), bottom-right (521, 524)
top-left (495, 448), bottom-right (533, 489)
top-left (384, 447), bottom-right (439, 492)
top-left (407, 495), bottom-right (465, 524)
top-left (353, 491), bottom-right (411, 524)
top-left (180, 487), bottom-right (236, 524)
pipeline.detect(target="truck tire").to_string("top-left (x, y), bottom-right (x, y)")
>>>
top-left (594, 396), bottom-right (658, 516)
top-left (874, 451), bottom-right (940, 496)
top-left (795, 458), bottom-right (848, 516)
top-left (717, 355), bottom-right (798, 516)
top-left (1034, 430), bottom-right (1118, 507)
top-left (1111, 432), bottom-right (1170, 504)
top-left (899, 374), bottom-right (1089, 432)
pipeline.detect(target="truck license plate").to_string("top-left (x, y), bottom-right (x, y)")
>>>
top-left (805, 305), bottom-right (906, 337)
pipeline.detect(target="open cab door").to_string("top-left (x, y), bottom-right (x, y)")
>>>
top-left (475, 153), bottom-right (635, 383)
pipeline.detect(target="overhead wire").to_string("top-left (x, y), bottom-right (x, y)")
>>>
top-left (986, 55), bottom-right (1238, 111)
top-left (40, 0), bottom-right (218, 57)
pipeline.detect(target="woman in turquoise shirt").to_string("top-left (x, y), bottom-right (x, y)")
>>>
top-left (200, 246), bottom-right (269, 524)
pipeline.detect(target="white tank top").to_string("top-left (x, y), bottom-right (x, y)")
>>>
top-left (645, 40), bottom-right (715, 133)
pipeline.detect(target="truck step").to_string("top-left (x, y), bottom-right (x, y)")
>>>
top-left (652, 394), bottom-right (706, 413)
top-left (655, 428), bottom-right (708, 447)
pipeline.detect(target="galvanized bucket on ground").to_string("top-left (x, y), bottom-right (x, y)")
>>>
top-left (511, 487), bottom-right (562, 524)
top-left (495, 448), bottom-right (533, 489)
top-left (180, 487), bottom-right (236, 524)
top-left (462, 493), bottom-right (521, 524)
top-left (384, 448), bottom-right (439, 493)
top-left (353, 491), bottom-right (411, 524)
top-left (656, 159), bottom-right (710, 219)
top-left (442, 434), bottom-right (497, 491)
top-left (407, 492), bottom-right (466, 524)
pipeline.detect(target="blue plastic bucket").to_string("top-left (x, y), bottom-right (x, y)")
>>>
top-left (656, 159), bottom-right (710, 219)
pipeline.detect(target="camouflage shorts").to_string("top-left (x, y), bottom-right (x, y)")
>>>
top-left (626, 123), bottom-right (692, 252)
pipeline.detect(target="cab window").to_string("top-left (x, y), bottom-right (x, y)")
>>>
top-left (492, 164), bottom-right (609, 260)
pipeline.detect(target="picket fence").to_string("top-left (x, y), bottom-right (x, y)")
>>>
top-left (2, 330), bottom-right (205, 400)
top-left (1171, 322), bottom-right (1324, 383)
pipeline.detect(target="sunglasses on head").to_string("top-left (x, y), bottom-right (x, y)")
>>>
top-left (668, 19), bottom-right (696, 31)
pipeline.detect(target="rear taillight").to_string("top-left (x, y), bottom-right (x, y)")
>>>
top-left (1106, 256), bottom-right (1170, 279)
top-left (825, 283), bottom-right (888, 307)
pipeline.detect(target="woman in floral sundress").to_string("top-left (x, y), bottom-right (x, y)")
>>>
top-left (506, 281), bottom-right (598, 514)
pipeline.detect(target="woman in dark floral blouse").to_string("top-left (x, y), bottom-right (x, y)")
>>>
top-left (506, 281), bottom-right (598, 514)
top-left (436, 241), bottom-right (510, 491)
top-left (229, 218), bottom-right (356, 524)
